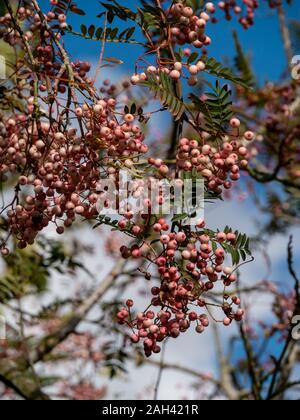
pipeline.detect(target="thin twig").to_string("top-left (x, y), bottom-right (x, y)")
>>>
top-left (153, 341), bottom-right (166, 400)
top-left (93, 13), bottom-right (108, 85)
top-left (212, 323), bottom-right (241, 400)
top-left (33, 258), bottom-right (127, 362)
top-left (277, 3), bottom-right (293, 70)
top-left (267, 237), bottom-right (300, 399)
top-left (288, 235), bottom-right (300, 309)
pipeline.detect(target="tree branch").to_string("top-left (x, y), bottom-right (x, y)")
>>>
top-left (0, 360), bottom-right (50, 400)
top-left (33, 258), bottom-right (127, 362)
top-left (277, 3), bottom-right (293, 70)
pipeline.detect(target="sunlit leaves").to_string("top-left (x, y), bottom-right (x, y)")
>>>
top-left (202, 56), bottom-right (251, 90)
top-left (141, 72), bottom-right (186, 121)
top-left (99, 1), bottom-right (137, 23)
top-left (233, 31), bottom-right (255, 87)
top-left (221, 227), bottom-right (252, 265)
top-left (69, 24), bottom-right (136, 43)
top-left (190, 81), bottom-right (234, 138)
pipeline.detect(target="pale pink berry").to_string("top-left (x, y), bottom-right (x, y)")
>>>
top-left (170, 70), bottom-right (181, 80)
top-left (189, 65), bottom-right (198, 75)
top-left (196, 218), bottom-right (205, 228)
top-left (244, 131), bottom-right (254, 141)
top-left (230, 118), bottom-right (241, 128)
top-left (223, 317), bottom-right (231, 326)
top-left (182, 250), bottom-right (191, 260)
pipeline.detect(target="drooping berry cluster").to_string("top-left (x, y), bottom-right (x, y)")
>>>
top-left (168, 2), bottom-right (214, 49)
top-left (177, 121), bottom-right (254, 194)
top-left (118, 220), bottom-right (245, 356)
top-left (218, 1), bottom-right (259, 29)
top-left (0, 100), bottom-right (147, 250)
top-left (130, 2), bottom-right (216, 87)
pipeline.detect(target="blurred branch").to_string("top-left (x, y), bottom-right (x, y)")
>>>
top-left (236, 274), bottom-right (262, 400)
top-left (0, 360), bottom-right (50, 400)
top-left (270, 379), bottom-right (300, 400)
top-left (248, 126), bottom-right (300, 191)
top-left (34, 258), bottom-right (127, 362)
top-left (153, 341), bottom-right (166, 400)
top-left (0, 258), bottom-right (127, 399)
top-left (212, 323), bottom-right (242, 400)
top-left (277, 3), bottom-right (293, 70)
top-left (248, 166), bottom-right (300, 190)
top-left (239, 323), bottom-right (262, 400)
top-left (288, 236), bottom-right (300, 309)
top-left (267, 237), bottom-right (300, 399)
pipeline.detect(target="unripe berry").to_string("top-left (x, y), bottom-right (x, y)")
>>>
top-left (124, 113), bottom-right (134, 123)
top-left (196, 218), bottom-right (205, 228)
top-left (18, 176), bottom-right (28, 185)
top-left (223, 317), bottom-right (232, 326)
top-left (244, 131), bottom-right (254, 141)
top-left (182, 250), bottom-right (191, 260)
top-left (1, 248), bottom-right (9, 256)
top-left (130, 334), bottom-right (139, 343)
top-left (196, 325), bottom-right (204, 333)
top-left (159, 165), bottom-right (169, 176)
top-left (182, 7), bottom-right (193, 17)
top-left (196, 61), bottom-right (206, 71)
top-left (131, 74), bottom-right (140, 84)
top-left (189, 65), bottom-right (198, 75)
top-left (217, 232), bottom-right (226, 242)
top-left (188, 31), bottom-right (198, 42)
top-left (56, 226), bottom-right (64, 235)
top-left (170, 70), bottom-right (181, 80)
top-left (153, 223), bottom-right (162, 232)
top-left (160, 235), bottom-right (170, 244)
top-left (147, 66), bottom-right (157, 74)
top-left (230, 118), bottom-right (241, 128)
top-left (223, 267), bottom-right (233, 275)
top-left (206, 2), bottom-right (216, 13)
top-left (126, 299), bottom-right (134, 307)
top-left (200, 12), bottom-right (210, 21)
top-left (196, 18), bottom-right (206, 28)
top-left (132, 248), bottom-right (141, 258)
top-left (174, 62), bottom-right (182, 71)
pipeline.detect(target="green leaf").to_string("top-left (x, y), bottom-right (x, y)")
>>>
top-left (218, 228), bottom-right (252, 267)
top-left (96, 27), bottom-right (103, 39)
top-left (141, 72), bottom-right (186, 121)
top-left (100, 1), bottom-right (137, 22)
top-left (70, 24), bottom-right (136, 43)
top-left (109, 27), bottom-right (119, 39)
top-left (211, 241), bottom-right (218, 252)
top-left (88, 25), bottom-right (96, 37)
top-left (124, 27), bottom-right (135, 40)
top-left (201, 56), bottom-right (251, 90)
top-left (172, 213), bottom-right (189, 222)
top-left (80, 24), bottom-right (87, 36)
top-left (103, 56), bottom-right (124, 66)
top-left (0, 2), bottom-right (6, 16)
top-left (130, 103), bottom-right (137, 114)
top-left (233, 31), bottom-right (255, 87)
top-left (70, 6), bottom-right (86, 16)
top-left (190, 81), bottom-right (233, 139)
top-left (187, 52), bottom-right (199, 65)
